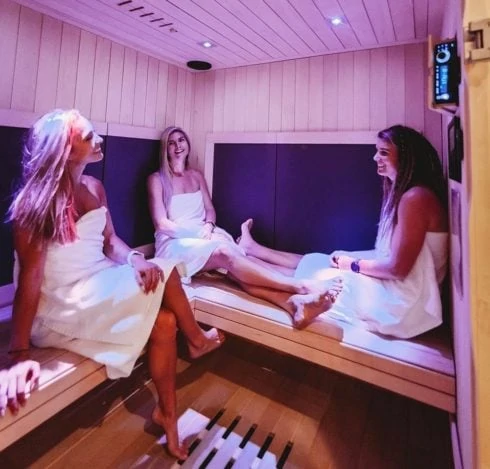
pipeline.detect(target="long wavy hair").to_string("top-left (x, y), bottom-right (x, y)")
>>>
top-left (9, 109), bottom-right (82, 243)
top-left (159, 126), bottom-right (191, 208)
top-left (377, 125), bottom-right (447, 238)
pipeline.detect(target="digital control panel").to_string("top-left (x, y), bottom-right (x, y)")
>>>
top-left (433, 39), bottom-right (459, 105)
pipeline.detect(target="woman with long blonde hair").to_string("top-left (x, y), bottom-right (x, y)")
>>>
top-left (7, 109), bottom-right (225, 459)
top-left (148, 126), bottom-right (343, 328)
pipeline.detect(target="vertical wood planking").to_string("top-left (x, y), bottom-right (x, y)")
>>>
top-left (191, 74), bottom-right (206, 170)
top-left (174, 67), bottom-right (187, 128)
top-left (132, 52), bottom-right (149, 126)
top-left (212, 69), bottom-right (225, 132)
top-left (106, 42), bottom-right (124, 123)
top-left (74, 30), bottom-right (96, 118)
top-left (223, 68), bottom-right (237, 131)
top-left (91, 37), bottom-right (111, 122)
top-left (256, 63), bottom-right (270, 131)
top-left (119, 47), bottom-right (137, 125)
top-left (386, 46), bottom-right (406, 127)
top-left (0, 0), bottom-right (20, 108)
top-left (308, 56), bottom-right (323, 131)
top-left (155, 61), bottom-right (169, 130)
top-left (56, 23), bottom-right (80, 109)
top-left (281, 60), bottom-right (296, 131)
top-left (404, 43), bottom-right (425, 133)
top-left (268, 61), bottom-right (283, 131)
top-left (294, 57), bottom-right (309, 131)
top-left (369, 48), bottom-right (388, 131)
top-left (323, 54), bottom-right (339, 130)
top-left (164, 65), bottom-right (178, 128)
top-left (234, 66), bottom-right (247, 131)
top-left (34, 15), bottom-right (62, 114)
top-left (144, 57), bottom-right (159, 129)
top-left (245, 65), bottom-right (259, 131)
top-left (337, 52), bottom-right (354, 130)
top-left (353, 50), bottom-right (370, 130)
top-left (11, 7), bottom-right (42, 111)
top-left (183, 71), bottom-right (195, 132)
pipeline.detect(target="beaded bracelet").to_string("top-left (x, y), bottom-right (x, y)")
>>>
top-left (127, 250), bottom-right (144, 267)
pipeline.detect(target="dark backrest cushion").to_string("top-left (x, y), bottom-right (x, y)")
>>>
top-left (213, 142), bottom-right (381, 255)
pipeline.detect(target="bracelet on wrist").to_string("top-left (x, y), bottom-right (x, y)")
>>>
top-left (127, 250), bottom-right (144, 267)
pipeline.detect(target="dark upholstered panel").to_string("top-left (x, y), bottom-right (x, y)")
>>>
top-left (0, 126), bottom-right (27, 286)
top-left (211, 142), bottom-right (381, 256)
top-left (212, 143), bottom-right (276, 247)
top-left (103, 136), bottom-right (159, 247)
top-left (274, 144), bottom-right (381, 254)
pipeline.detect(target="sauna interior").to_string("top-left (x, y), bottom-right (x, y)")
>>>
top-left (0, 0), bottom-right (489, 468)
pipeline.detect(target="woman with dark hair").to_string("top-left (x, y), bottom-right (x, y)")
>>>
top-left (7, 110), bottom-right (227, 459)
top-left (236, 125), bottom-right (448, 338)
top-left (147, 127), bottom-right (343, 328)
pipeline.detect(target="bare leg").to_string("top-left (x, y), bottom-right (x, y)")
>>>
top-left (148, 309), bottom-right (188, 460)
top-left (232, 275), bottom-right (343, 329)
top-left (203, 244), bottom-right (320, 295)
top-left (238, 219), bottom-right (303, 269)
top-left (163, 268), bottom-right (224, 358)
top-left (245, 255), bottom-right (296, 277)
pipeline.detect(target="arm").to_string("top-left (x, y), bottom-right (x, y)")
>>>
top-left (10, 226), bottom-right (47, 353)
top-left (4, 226), bottom-right (44, 415)
top-left (147, 173), bottom-right (197, 238)
top-left (335, 188), bottom-right (430, 280)
top-left (196, 171), bottom-right (216, 239)
top-left (88, 177), bottom-right (163, 293)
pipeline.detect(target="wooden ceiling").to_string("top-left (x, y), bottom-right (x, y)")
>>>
top-left (15, 0), bottom-right (446, 70)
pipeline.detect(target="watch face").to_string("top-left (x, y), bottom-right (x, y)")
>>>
top-left (351, 260), bottom-right (360, 273)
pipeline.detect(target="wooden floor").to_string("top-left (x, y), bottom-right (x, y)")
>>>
top-left (0, 336), bottom-right (453, 469)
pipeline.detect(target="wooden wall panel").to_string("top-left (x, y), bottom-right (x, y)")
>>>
top-left (11, 7), bottom-right (42, 112)
top-left (0, 0), bottom-right (193, 132)
top-left (34, 15), bottom-right (62, 114)
top-left (191, 43), bottom-right (442, 178)
top-left (0, 0), bottom-right (20, 109)
top-left (56, 23), bottom-right (80, 109)
top-left (74, 30), bottom-right (96, 118)
top-left (91, 37), bottom-right (111, 123)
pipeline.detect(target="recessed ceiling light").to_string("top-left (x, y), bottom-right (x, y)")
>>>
top-left (331, 17), bottom-right (343, 26)
top-left (200, 41), bottom-right (214, 48)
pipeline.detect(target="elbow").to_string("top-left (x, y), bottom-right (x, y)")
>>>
top-left (389, 264), bottom-right (411, 281)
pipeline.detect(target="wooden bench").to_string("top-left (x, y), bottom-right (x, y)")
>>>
top-left (184, 274), bottom-right (456, 413)
top-left (0, 268), bottom-right (455, 451)
top-left (0, 303), bottom-right (107, 452)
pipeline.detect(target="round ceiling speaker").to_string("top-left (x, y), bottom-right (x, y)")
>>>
top-left (187, 60), bottom-right (212, 71)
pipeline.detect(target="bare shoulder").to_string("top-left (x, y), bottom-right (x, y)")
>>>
top-left (188, 168), bottom-right (203, 179)
top-left (401, 186), bottom-right (447, 230)
top-left (81, 175), bottom-right (105, 198)
top-left (401, 186), bottom-right (439, 205)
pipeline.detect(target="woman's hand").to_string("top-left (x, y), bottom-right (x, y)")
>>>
top-left (332, 254), bottom-right (356, 271)
top-left (131, 257), bottom-right (164, 294)
top-left (198, 223), bottom-right (214, 240)
top-left (0, 359), bottom-right (40, 417)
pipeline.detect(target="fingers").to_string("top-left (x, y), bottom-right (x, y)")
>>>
top-left (136, 264), bottom-right (164, 294)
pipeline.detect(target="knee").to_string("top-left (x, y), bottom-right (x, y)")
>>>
top-left (150, 309), bottom-right (177, 342)
top-left (211, 244), bottom-right (242, 269)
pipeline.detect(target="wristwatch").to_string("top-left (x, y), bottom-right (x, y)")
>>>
top-left (351, 259), bottom-right (361, 273)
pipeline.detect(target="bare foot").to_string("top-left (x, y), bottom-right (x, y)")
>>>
top-left (187, 327), bottom-right (225, 359)
top-left (237, 218), bottom-right (255, 253)
top-left (288, 279), bottom-right (343, 329)
top-left (152, 407), bottom-right (189, 460)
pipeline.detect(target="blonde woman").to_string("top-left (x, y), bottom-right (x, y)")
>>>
top-left (147, 127), bottom-right (343, 328)
top-left (8, 110), bottom-right (225, 460)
